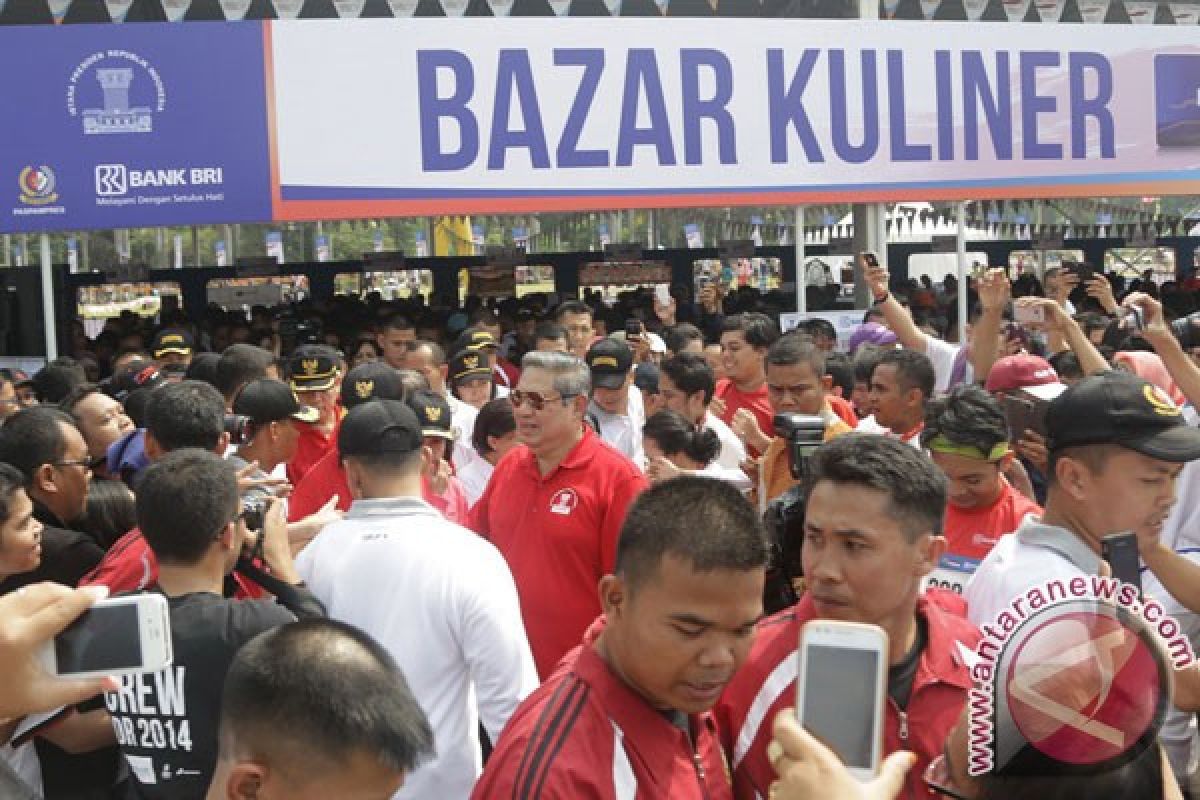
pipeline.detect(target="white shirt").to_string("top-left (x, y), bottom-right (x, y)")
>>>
top-left (296, 497), bottom-right (538, 799)
top-left (447, 392), bottom-right (481, 472)
top-left (964, 517), bottom-right (1101, 628)
top-left (856, 414), bottom-right (923, 450)
top-left (706, 410), bottom-right (746, 472)
top-left (458, 454), bottom-right (494, 509)
top-left (924, 336), bottom-right (974, 393)
top-left (588, 385), bottom-right (645, 467)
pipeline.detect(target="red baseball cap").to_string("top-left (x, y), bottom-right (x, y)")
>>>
top-left (985, 354), bottom-right (1062, 393)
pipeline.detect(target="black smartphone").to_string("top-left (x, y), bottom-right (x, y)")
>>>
top-left (1102, 532), bottom-right (1141, 595)
top-left (999, 394), bottom-right (1036, 442)
top-left (625, 319), bottom-right (643, 338)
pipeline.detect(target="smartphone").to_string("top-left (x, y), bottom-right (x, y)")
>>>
top-left (1102, 532), bottom-right (1142, 595)
top-left (625, 319), bottom-right (643, 338)
top-left (1013, 304), bottom-right (1045, 325)
top-left (1121, 306), bottom-right (1145, 332)
top-left (861, 252), bottom-right (880, 268)
top-left (1000, 393), bottom-right (1036, 441)
top-left (796, 620), bottom-right (888, 781)
top-left (36, 594), bottom-right (173, 679)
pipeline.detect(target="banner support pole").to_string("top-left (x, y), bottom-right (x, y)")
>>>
top-left (40, 233), bottom-right (57, 361)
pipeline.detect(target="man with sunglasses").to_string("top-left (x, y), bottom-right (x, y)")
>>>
top-left (470, 351), bottom-right (648, 680)
top-left (0, 407), bottom-right (101, 591)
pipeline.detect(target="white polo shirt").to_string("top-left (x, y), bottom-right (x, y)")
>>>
top-left (296, 497), bottom-right (537, 799)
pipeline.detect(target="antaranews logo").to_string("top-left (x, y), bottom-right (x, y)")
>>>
top-left (968, 577), bottom-right (1187, 777)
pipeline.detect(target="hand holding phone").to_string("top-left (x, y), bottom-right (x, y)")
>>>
top-left (1013, 304), bottom-right (1045, 326)
top-left (796, 620), bottom-right (888, 781)
top-left (36, 594), bottom-right (172, 680)
top-left (1102, 532), bottom-right (1142, 596)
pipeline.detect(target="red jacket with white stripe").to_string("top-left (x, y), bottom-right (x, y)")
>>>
top-left (471, 622), bottom-right (733, 800)
top-left (713, 593), bottom-right (979, 800)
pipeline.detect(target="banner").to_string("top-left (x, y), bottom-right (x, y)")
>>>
top-left (265, 230), bottom-right (284, 262)
top-left (2, 19), bottom-right (1200, 235)
top-left (316, 233), bottom-right (330, 261)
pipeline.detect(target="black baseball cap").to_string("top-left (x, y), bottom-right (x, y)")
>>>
top-left (338, 399), bottom-right (423, 459)
top-left (340, 363), bottom-right (406, 409)
top-left (586, 338), bottom-right (633, 390)
top-left (233, 379), bottom-right (320, 425)
top-left (1046, 370), bottom-right (1200, 462)
top-left (289, 349), bottom-right (339, 392)
top-left (107, 359), bottom-right (166, 402)
top-left (407, 389), bottom-right (454, 440)
top-left (452, 327), bottom-right (498, 354)
top-left (449, 349), bottom-right (491, 385)
top-left (152, 328), bottom-right (194, 357)
top-left (634, 362), bottom-right (660, 395)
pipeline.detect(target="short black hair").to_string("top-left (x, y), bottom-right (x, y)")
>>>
top-left (642, 411), bottom-right (721, 466)
top-left (921, 385), bottom-right (1009, 456)
top-left (58, 383), bottom-right (105, 419)
top-left (615, 475), bottom-right (767, 592)
top-left (80, 478), bottom-right (137, 551)
top-left (33, 358), bottom-right (87, 404)
top-left (144, 381), bottom-right (225, 453)
top-left (805, 433), bottom-right (946, 540)
top-left (0, 462), bottom-right (27, 524)
top-left (183, 352), bottom-right (221, 388)
top-left (824, 353), bottom-right (854, 398)
top-left (0, 407), bottom-right (75, 483)
top-left (216, 344), bottom-right (276, 399)
top-left (664, 323), bottom-right (704, 356)
top-left (874, 348), bottom-right (936, 400)
top-left (803, 318), bottom-right (838, 345)
top-left (137, 449), bottom-right (238, 565)
top-left (554, 300), bottom-right (592, 321)
top-left (720, 313), bottom-right (780, 350)
top-left (659, 353), bottom-right (715, 405)
top-left (853, 347), bottom-right (883, 384)
top-left (766, 332), bottom-right (825, 375)
top-left (382, 314), bottom-right (415, 333)
top-left (533, 321), bottom-right (567, 345)
top-left (1048, 350), bottom-right (1084, 383)
top-left (471, 398), bottom-right (515, 457)
top-left (218, 619), bottom-right (434, 776)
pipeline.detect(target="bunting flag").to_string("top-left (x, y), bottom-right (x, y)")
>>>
top-left (273, 0), bottom-right (303, 16)
top-left (881, 0), bottom-right (902, 17)
top-left (1169, 2), bottom-right (1199, 22)
top-left (1123, 0), bottom-right (1157, 22)
top-left (161, 0), bottom-right (194, 18)
top-left (486, 0), bottom-right (514, 12)
top-left (219, 0), bottom-right (254, 17)
top-left (388, 0), bottom-right (419, 11)
top-left (1001, 0), bottom-right (1032, 17)
top-left (48, 0), bottom-right (72, 19)
top-left (332, 0), bottom-right (366, 14)
top-left (1077, 0), bottom-right (1109, 21)
top-left (1032, 0), bottom-right (1065, 20)
top-left (919, 0), bottom-right (942, 20)
top-left (442, 0), bottom-right (469, 12)
top-left (963, 0), bottom-right (989, 19)
top-left (105, 0), bottom-right (134, 20)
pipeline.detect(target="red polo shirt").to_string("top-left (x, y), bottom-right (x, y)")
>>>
top-left (468, 428), bottom-right (647, 679)
top-left (287, 447), bottom-right (468, 526)
top-left (714, 379), bottom-right (774, 456)
top-left (286, 420), bottom-right (336, 486)
top-left (80, 528), bottom-right (263, 598)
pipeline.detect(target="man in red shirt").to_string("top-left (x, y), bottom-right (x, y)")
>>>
top-left (920, 385), bottom-right (1042, 592)
top-left (715, 313), bottom-right (779, 457)
top-left (469, 351), bottom-right (647, 679)
top-left (472, 476), bottom-right (766, 799)
top-left (285, 347), bottom-right (342, 486)
top-left (716, 435), bottom-right (978, 800)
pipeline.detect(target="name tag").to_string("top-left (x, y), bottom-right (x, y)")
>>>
top-left (921, 553), bottom-right (982, 595)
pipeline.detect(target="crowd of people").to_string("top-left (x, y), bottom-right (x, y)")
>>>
top-left (3, 253), bottom-right (1200, 799)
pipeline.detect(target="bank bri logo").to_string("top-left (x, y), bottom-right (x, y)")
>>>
top-left (67, 50), bottom-right (166, 136)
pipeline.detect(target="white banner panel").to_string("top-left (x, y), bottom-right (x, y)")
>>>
top-left (268, 18), bottom-right (1200, 218)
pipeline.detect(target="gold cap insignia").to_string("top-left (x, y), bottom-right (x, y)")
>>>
top-left (463, 354), bottom-right (480, 370)
top-left (1145, 384), bottom-right (1181, 417)
top-left (301, 359), bottom-right (319, 376)
top-left (592, 356), bottom-right (618, 368)
top-left (425, 406), bottom-right (443, 422)
top-left (355, 380), bottom-right (374, 399)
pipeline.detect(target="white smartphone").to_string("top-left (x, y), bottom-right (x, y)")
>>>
top-left (36, 594), bottom-right (173, 679)
top-left (796, 620), bottom-right (888, 781)
top-left (1013, 304), bottom-right (1045, 325)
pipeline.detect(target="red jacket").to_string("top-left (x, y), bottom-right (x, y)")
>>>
top-left (714, 593), bottom-right (979, 800)
top-left (471, 620), bottom-right (733, 800)
top-left (285, 420), bottom-right (336, 486)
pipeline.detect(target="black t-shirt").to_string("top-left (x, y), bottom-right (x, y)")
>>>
top-left (103, 591), bottom-right (295, 800)
top-left (0, 525), bottom-right (103, 594)
top-left (887, 616), bottom-right (927, 712)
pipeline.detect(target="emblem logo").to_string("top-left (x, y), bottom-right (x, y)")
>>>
top-left (1144, 384), bottom-right (1181, 417)
top-left (425, 406), bottom-right (443, 422)
top-left (355, 380), bottom-right (374, 399)
top-left (463, 354), bottom-right (480, 370)
top-left (18, 166), bottom-right (58, 205)
top-left (95, 164), bottom-right (128, 196)
top-left (301, 359), bottom-right (320, 376)
top-left (550, 488), bottom-right (578, 516)
top-left (67, 50), bottom-right (165, 136)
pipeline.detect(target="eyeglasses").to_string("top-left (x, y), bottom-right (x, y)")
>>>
top-left (52, 459), bottom-right (92, 470)
top-left (924, 753), bottom-right (971, 800)
top-left (510, 389), bottom-right (578, 411)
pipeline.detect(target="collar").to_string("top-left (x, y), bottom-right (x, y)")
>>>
top-left (31, 497), bottom-right (66, 529)
top-left (517, 426), bottom-right (601, 479)
top-left (345, 496), bottom-right (438, 520)
top-left (1014, 516), bottom-right (1103, 574)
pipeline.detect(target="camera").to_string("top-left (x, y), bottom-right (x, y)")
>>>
top-left (224, 414), bottom-right (254, 446)
top-left (773, 413), bottom-right (826, 480)
top-left (240, 496), bottom-right (268, 532)
top-left (1172, 312), bottom-right (1200, 350)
